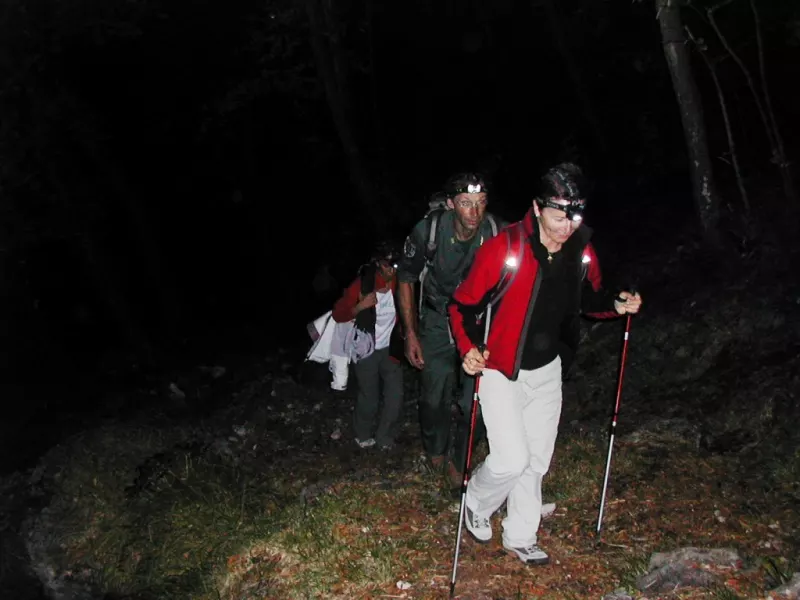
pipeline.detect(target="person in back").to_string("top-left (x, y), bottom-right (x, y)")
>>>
top-left (332, 241), bottom-right (404, 450)
top-left (395, 172), bottom-right (503, 489)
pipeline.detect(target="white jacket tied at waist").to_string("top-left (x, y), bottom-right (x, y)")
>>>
top-left (306, 311), bottom-right (352, 391)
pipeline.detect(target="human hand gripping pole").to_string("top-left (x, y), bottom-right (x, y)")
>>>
top-left (449, 306), bottom-right (492, 598)
top-left (596, 288), bottom-right (637, 536)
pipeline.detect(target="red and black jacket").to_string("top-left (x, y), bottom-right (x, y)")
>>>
top-left (448, 210), bottom-right (620, 381)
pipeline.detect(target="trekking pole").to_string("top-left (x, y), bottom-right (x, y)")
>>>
top-left (449, 306), bottom-right (492, 599)
top-left (596, 309), bottom-right (634, 536)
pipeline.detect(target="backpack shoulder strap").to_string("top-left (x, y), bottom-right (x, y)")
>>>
top-left (418, 209), bottom-right (445, 312)
top-left (359, 263), bottom-right (376, 295)
top-left (487, 222), bottom-right (525, 308)
top-left (486, 214), bottom-right (498, 237)
top-left (425, 209), bottom-right (444, 263)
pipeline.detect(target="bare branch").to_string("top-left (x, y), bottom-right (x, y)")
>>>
top-left (707, 1), bottom-right (795, 203)
top-left (685, 24), bottom-right (749, 216)
top-left (706, 9), bottom-right (775, 150)
top-left (751, 0), bottom-right (794, 201)
top-left (707, 0), bottom-right (737, 15)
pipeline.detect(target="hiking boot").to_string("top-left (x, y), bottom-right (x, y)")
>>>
top-left (446, 460), bottom-right (463, 489)
top-left (429, 454), bottom-right (446, 468)
top-left (420, 454), bottom-right (445, 475)
top-left (355, 437), bottom-right (376, 449)
top-left (464, 506), bottom-right (492, 543)
top-left (503, 541), bottom-right (549, 565)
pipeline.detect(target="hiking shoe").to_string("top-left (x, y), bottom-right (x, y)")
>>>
top-left (503, 542), bottom-right (549, 565)
top-left (541, 502), bottom-right (556, 519)
top-left (464, 506), bottom-right (492, 543)
top-left (355, 438), bottom-right (376, 449)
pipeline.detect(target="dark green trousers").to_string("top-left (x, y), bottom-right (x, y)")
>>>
top-left (353, 347), bottom-right (404, 447)
top-left (418, 309), bottom-right (486, 472)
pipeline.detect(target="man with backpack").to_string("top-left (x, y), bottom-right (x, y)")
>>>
top-left (448, 163), bottom-right (642, 565)
top-left (396, 172), bottom-right (502, 489)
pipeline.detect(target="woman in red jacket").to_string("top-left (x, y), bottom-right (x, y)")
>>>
top-left (332, 242), bottom-right (404, 450)
top-left (448, 163), bottom-right (642, 565)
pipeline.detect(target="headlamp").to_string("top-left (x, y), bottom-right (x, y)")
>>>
top-left (376, 252), bottom-right (399, 269)
top-left (450, 182), bottom-right (487, 196)
top-left (538, 197), bottom-right (585, 222)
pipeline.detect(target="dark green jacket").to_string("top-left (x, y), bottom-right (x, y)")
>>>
top-left (397, 210), bottom-right (504, 315)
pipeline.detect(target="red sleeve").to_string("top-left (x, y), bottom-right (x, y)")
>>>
top-left (582, 243), bottom-right (620, 319)
top-left (585, 244), bottom-right (603, 291)
top-left (332, 277), bottom-right (361, 323)
top-left (448, 234), bottom-right (506, 357)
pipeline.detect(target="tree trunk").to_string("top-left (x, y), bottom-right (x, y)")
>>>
top-left (305, 0), bottom-right (385, 235)
top-left (656, 0), bottom-right (721, 247)
top-left (686, 26), bottom-right (750, 218)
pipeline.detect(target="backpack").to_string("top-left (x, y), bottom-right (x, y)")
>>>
top-left (418, 205), bottom-right (499, 312)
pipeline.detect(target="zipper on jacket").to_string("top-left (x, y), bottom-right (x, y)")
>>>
top-left (512, 267), bottom-right (542, 380)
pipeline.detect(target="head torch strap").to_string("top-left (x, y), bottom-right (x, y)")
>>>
top-left (538, 197), bottom-right (585, 220)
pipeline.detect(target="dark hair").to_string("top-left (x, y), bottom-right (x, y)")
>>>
top-left (538, 162), bottom-right (587, 202)
top-left (371, 240), bottom-right (401, 264)
top-left (443, 172), bottom-right (490, 198)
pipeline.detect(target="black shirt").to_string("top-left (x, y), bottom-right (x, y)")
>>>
top-left (519, 224), bottom-right (582, 371)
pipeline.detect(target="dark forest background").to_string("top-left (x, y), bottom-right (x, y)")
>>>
top-left (1, 0), bottom-right (798, 470)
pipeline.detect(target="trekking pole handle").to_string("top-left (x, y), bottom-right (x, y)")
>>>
top-left (472, 304), bottom-right (493, 376)
top-left (616, 284), bottom-right (639, 305)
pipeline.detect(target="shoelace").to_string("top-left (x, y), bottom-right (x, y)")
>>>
top-left (472, 514), bottom-right (490, 529)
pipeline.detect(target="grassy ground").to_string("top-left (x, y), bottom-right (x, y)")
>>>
top-left (6, 212), bottom-right (800, 599)
top-left (16, 370), bottom-right (799, 600)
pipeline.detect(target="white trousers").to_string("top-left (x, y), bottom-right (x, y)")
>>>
top-left (466, 356), bottom-right (562, 547)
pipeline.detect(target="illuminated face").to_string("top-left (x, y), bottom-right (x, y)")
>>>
top-left (447, 192), bottom-right (488, 234)
top-left (533, 197), bottom-right (583, 245)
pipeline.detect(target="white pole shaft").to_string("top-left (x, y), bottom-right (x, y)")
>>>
top-left (596, 431), bottom-right (616, 534)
